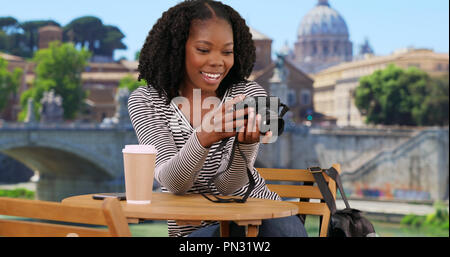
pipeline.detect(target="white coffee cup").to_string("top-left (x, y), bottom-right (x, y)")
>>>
top-left (122, 145), bottom-right (157, 204)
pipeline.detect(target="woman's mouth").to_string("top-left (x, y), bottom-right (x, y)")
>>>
top-left (201, 71), bottom-right (223, 84)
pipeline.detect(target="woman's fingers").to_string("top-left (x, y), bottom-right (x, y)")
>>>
top-left (223, 94), bottom-right (245, 115)
top-left (246, 110), bottom-right (257, 141)
top-left (261, 131), bottom-right (273, 144)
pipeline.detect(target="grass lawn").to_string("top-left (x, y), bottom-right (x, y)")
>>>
top-left (128, 217), bottom-right (321, 237)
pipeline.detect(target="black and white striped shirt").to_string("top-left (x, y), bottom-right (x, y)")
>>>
top-left (128, 81), bottom-right (280, 237)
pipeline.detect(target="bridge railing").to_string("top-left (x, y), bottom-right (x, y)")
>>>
top-left (0, 122), bottom-right (134, 131)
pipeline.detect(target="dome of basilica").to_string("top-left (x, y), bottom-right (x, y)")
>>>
top-left (292, 0), bottom-right (353, 74)
top-left (298, 0), bottom-right (349, 37)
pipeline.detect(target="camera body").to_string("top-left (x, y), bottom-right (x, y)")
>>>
top-left (234, 96), bottom-right (289, 137)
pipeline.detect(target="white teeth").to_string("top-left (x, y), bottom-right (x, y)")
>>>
top-left (202, 72), bottom-right (221, 79)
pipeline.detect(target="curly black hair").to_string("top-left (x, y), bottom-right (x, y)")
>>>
top-left (138, 0), bottom-right (256, 104)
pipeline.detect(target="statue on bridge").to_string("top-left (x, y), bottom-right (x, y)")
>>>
top-left (115, 87), bottom-right (131, 124)
top-left (24, 98), bottom-right (37, 124)
top-left (40, 89), bottom-right (64, 123)
top-left (100, 87), bottom-right (131, 127)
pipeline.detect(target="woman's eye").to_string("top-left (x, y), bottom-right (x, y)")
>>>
top-left (223, 51), bottom-right (234, 55)
top-left (197, 48), bottom-right (209, 53)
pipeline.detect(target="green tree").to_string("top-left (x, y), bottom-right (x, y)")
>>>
top-left (0, 17), bottom-right (19, 33)
top-left (134, 50), bottom-right (140, 61)
top-left (0, 16), bottom-right (22, 55)
top-left (118, 75), bottom-right (147, 93)
top-left (18, 41), bottom-right (91, 121)
top-left (63, 16), bottom-right (126, 59)
top-left (95, 25), bottom-right (127, 57)
top-left (63, 16), bottom-right (104, 53)
top-left (0, 56), bottom-right (23, 113)
top-left (414, 74), bottom-right (449, 126)
top-left (354, 64), bottom-right (447, 126)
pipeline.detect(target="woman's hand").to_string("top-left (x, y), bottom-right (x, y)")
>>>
top-left (196, 94), bottom-right (248, 148)
top-left (237, 111), bottom-right (273, 144)
top-left (196, 94), bottom-right (273, 147)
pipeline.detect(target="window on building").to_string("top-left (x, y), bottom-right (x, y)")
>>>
top-left (288, 89), bottom-right (296, 106)
top-left (408, 63), bottom-right (421, 69)
top-left (334, 43), bottom-right (339, 55)
top-left (322, 41), bottom-right (329, 56)
top-left (300, 90), bottom-right (311, 106)
top-left (311, 41), bottom-right (317, 55)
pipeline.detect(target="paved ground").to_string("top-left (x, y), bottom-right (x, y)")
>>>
top-left (336, 199), bottom-right (441, 216)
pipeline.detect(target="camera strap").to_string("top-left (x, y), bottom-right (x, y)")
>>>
top-left (200, 135), bottom-right (255, 203)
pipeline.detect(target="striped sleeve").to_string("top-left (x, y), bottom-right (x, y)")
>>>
top-left (128, 88), bottom-right (209, 194)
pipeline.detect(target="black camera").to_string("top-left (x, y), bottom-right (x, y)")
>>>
top-left (234, 96), bottom-right (289, 136)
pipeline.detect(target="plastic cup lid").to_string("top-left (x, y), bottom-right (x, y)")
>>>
top-left (122, 145), bottom-right (157, 154)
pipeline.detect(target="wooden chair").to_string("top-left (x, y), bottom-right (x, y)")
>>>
top-left (257, 163), bottom-right (340, 237)
top-left (0, 197), bottom-right (131, 237)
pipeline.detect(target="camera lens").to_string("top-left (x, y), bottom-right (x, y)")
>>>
top-left (259, 110), bottom-right (285, 136)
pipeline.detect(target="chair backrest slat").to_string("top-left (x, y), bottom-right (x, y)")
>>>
top-left (258, 168), bottom-right (330, 182)
top-left (257, 163), bottom-right (341, 237)
top-left (292, 202), bottom-right (330, 216)
top-left (267, 184), bottom-right (324, 199)
top-left (0, 197), bottom-right (131, 237)
top-left (0, 219), bottom-right (111, 237)
top-left (0, 197), bottom-right (107, 225)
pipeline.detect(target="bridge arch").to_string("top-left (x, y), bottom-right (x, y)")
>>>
top-left (1, 146), bottom-right (113, 180)
top-left (0, 138), bottom-right (116, 179)
top-left (0, 127), bottom-right (135, 201)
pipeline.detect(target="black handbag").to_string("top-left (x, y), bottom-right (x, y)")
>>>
top-left (308, 166), bottom-right (377, 237)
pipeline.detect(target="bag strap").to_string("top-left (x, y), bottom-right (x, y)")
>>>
top-left (323, 167), bottom-right (351, 209)
top-left (308, 166), bottom-right (351, 214)
top-left (309, 167), bottom-right (337, 214)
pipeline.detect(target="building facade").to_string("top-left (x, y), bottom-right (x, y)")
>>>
top-left (313, 48), bottom-right (450, 127)
top-left (249, 28), bottom-right (315, 124)
top-left (38, 25), bottom-right (63, 49)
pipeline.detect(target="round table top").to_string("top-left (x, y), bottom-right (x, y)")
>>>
top-left (62, 192), bottom-right (298, 222)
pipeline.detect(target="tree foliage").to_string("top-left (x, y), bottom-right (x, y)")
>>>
top-left (118, 75), bottom-right (147, 93)
top-left (0, 18), bottom-right (60, 58)
top-left (63, 16), bottom-right (126, 58)
top-left (355, 64), bottom-right (449, 126)
top-left (414, 74), bottom-right (449, 126)
top-left (20, 20), bottom-right (60, 57)
top-left (0, 56), bottom-right (23, 113)
top-left (18, 42), bottom-right (91, 121)
top-left (1, 15), bottom-right (126, 60)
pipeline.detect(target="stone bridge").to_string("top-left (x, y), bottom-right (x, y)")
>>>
top-left (0, 123), bottom-right (138, 201)
top-left (0, 122), bottom-right (448, 202)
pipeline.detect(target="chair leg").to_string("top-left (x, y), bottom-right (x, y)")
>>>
top-left (220, 221), bottom-right (230, 237)
top-left (246, 225), bottom-right (259, 237)
top-left (298, 181), bottom-right (314, 224)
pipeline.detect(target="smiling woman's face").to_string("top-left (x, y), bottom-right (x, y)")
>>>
top-left (182, 18), bottom-right (234, 96)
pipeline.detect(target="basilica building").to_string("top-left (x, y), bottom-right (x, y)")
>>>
top-left (291, 0), bottom-right (353, 74)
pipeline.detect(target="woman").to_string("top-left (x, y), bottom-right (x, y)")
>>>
top-left (128, 0), bottom-right (307, 237)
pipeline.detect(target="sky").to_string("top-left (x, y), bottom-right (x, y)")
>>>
top-left (1, 0), bottom-right (449, 61)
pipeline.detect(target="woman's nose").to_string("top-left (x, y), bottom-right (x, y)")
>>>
top-left (207, 52), bottom-right (224, 67)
